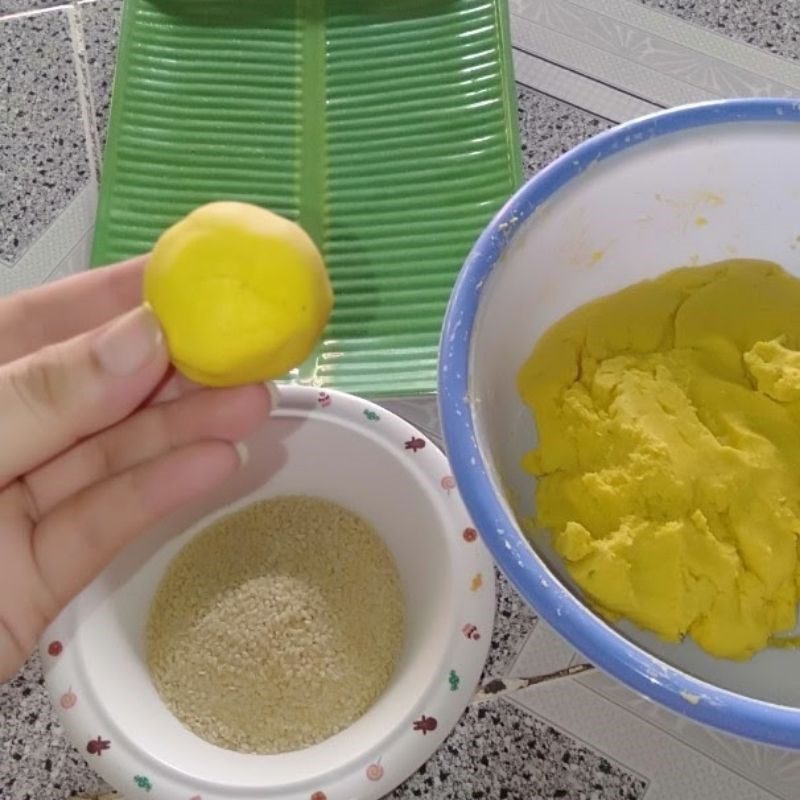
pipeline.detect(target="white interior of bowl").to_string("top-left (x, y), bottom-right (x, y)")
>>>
top-left (65, 390), bottom-right (457, 792)
top-left (470, 120), bottom-right (800, 706)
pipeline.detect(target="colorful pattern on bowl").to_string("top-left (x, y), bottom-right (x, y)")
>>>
top-left (41, 386), bottom-right (495, 799)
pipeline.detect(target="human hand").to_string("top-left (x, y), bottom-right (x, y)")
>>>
top-left (0, 256), bottom-right (271, 681)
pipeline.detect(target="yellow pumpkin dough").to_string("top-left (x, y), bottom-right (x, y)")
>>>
top-left (144, 202), bottom-right (333, 387)
top-left (519, 259), bottom-right (800, 660)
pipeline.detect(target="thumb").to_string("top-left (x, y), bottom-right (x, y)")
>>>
top-left (0, 305), bottom-right (168, 485)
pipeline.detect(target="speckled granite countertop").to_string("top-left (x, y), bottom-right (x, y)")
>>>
top-left (3, 1), bottom-right (800, 799)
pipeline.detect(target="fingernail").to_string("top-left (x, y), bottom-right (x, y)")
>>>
top-left (234, 441), bottom-right (250, 467)
top-left (265, 381), bottom-right (281, 411)
top-left (94, 305), bottom-right (164, 376)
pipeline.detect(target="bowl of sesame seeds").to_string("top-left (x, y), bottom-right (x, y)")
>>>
top-left (40, 385), bottom-right (495, 800)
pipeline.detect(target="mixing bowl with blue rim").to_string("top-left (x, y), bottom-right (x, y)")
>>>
top-left (439, 98), bottom-right (800, 748)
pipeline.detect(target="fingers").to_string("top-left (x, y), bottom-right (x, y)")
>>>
top-left (149, 368), bottom-right (204, 405)
top-left (0, 620), bottom-right (28, 683)
top-left (0, 305), bottom-right (168, 485)
top-left (25, 383), bottom-right (271, 515)
top-left (32, 441), bottom-right (243, 612)
top-left (0, 487), bottom-right (50, 680)
top-left (0, 256), bottom-right (146, 366)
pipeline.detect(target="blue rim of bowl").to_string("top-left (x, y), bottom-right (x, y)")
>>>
top-left (438, 97), bottom-right (800, 749)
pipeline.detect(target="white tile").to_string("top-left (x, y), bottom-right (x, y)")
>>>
top-left (0, 182), bottom-right (97, 295)
top-left (511, 680), bottom-right (781, 799)
top-left (579, 669), bottom-right (800, 800)
top-left (509, 618), bottom-right (580, 678)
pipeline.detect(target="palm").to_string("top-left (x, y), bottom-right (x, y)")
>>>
top-left (0, 257), bottom-right (269, 681)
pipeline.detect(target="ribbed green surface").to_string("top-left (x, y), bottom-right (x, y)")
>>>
top-left (92, 0), bottom-right (521, 395)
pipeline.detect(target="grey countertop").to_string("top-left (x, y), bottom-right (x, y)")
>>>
top-left (3, 2), bottom-right (800, 799)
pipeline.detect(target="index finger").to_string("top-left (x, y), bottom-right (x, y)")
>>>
top-left (0, 255), bottom-right (147, 366)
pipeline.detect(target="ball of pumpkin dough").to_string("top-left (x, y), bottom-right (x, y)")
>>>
top-left (143, 202), bottom-right (333, 387)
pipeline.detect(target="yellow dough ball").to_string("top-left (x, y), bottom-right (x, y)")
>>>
top-left (143, 202), bottom-right (333, 387)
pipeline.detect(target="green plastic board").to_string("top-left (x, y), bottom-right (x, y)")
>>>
top-left (91, 0), bottom-right (522, 396)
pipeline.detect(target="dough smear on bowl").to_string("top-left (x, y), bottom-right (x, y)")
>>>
top-left (519, 259), bottom-right (800, 660)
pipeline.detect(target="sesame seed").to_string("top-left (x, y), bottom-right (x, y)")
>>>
top-left (146, 495), bottom-right (404, 754)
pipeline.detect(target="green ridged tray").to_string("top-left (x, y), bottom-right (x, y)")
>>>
top-left (91, 0), bottom-right (522, 396)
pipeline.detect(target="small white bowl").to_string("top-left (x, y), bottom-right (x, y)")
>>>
top-left (439, 99), bottom-right (800, 748)
top-left (41, 385), bottom-right (494, 800)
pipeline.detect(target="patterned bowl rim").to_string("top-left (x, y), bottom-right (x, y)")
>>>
top-left (438, 97), bottom-right (800, 749)
top-left (41, 385), bottom-right (496, 800)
